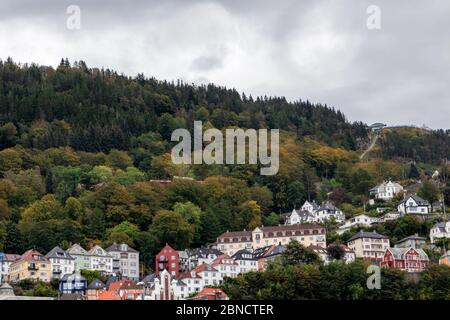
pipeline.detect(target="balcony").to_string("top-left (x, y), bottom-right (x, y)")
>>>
top-left (53, 270), bottom-right (62, 274)
top-left (28, 264), bottom-right (39, 271)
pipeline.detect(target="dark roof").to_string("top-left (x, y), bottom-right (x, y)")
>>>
top-left (396, 234), bottom-right (427, 244)
top-left (46, 246), bottom-right (74, 260)
top-left (347, 230), bottom-right (389, 242)
top-left (252, 244), bottom-right (285, 259)
top-left (187, 247), bottom-right (223, 258)
top-left (317, 202), bottom-right (340, 212)
top-left (106, 276), bottom-right (120, 287)
top-left (60, 273), bottom-right (87, 282)
top-left (400, 195), bottom-right (430, 206)
top-left (231, 249), bottom-right (255, 261)
top-left (106, 243), bottom-right (138, 253)
top-left (87, 278), bottom-right (106, 290)
top-left (142, 273), bottom-right (157, 284)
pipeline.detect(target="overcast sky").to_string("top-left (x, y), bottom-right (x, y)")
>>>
top-left (0, 0), bottom-right (449, 129)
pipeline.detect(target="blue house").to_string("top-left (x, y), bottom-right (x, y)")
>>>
top-left (59, 272), bottom-right (87, 295)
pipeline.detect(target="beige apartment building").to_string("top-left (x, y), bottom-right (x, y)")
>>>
top-left (8, 250), bottom-right (52, 283)
top-left (346, 230), bottom-right (390, 261)
top-left (216, 224), bottom-right (326, 256)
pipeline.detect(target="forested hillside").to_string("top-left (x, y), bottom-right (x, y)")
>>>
top-left (0, 58), bottom-right (448, 271)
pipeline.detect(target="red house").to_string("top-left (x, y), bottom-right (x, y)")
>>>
top-left (380, 247), bottom-right (430, 272)
top-left (155, 245), bottom-right (179, 276)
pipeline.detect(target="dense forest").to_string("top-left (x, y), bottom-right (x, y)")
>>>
top-left (0, 58), bottom-right (449, 272)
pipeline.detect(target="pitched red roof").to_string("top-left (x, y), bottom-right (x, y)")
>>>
top-left (193, 263), bottom-right (218, 273)
top-left (97, 290), bottom-right (121, 300)
top-left (212, 254), bottom-right (238, 266)
top-left (193, 288), bottom-right (228, 300)
top-left (18, 250), bottom-right (49, 263)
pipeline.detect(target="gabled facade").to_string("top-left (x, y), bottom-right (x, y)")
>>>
top-left (59, 272), bottom-right (87, 295)
top-left (380, 247), bottom-right (429, 272)
top-left (211, 254), bottom-right (240, 281)
top-left (192, 263), bottom-right (222, 287)
top-left (106, 243), bottom-right (139, 280)
top-left (7, 250), bottom-right (52, 283)
top-left (108, 280), bottom-right (143, 300)
top-left (314, 202), bottom-right (345, 223)
top-left (88, 246), bottom-right (113, 275)
top-left (66, 244), bottom-right (91, 271)
top-left (86, 278), bottom-right (106, 300)
top-left (0, 253), bottom-right (20, 284)
top-left (45, 246), bottom-right (75, 279)
top-left (142, 269), bottom-right (184, 300)
top-left (398, 195), bottom-right (430, 214)
top-left (284, 209), bottom-right (316, 225)
top-left (430, 221), bottom-right (450, 243)
top-left (156, 245), bottom-right (179, 276)
top-left (301, 201), bottom-right (319, 213)
top-left (370, 180), bottom-right (404, 200)
top-left (231, 249), bottom-right (258, 273)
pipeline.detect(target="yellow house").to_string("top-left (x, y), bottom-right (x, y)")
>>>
top-left (8, 250), bottom-right (52, 283)
top-left (439, 250), bottom-right (450, 267)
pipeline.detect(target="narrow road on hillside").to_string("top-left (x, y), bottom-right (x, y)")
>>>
top-left (360, 133), bottom-right (379, 160)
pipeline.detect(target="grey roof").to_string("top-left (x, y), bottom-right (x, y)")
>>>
top-left (106, 275), bottom-right (120, 286)
top-left (187, 247), bottom-right (223, 258)
top-left (61, 273), bottom-right (87, 282)
top-left (106, 243), bottom-right (138, 253)
top-left (46, 246), bottom-right (74, 260)
top-left (400, 195), bottom-right (430, 206)
top-left (87, 278), bottom-right (106, 290)
top-left (231, 249), bottom-right (255, 261)
top-left (396, 234), bottom-right (427, 244)
top-left (142, 273), bottom-right (157, 284)
top-left (317, 202), bottom-right (340, 212)
top-left (432, 222), bottom-right (447, 232)
top-left (66, 244), bottom-right (88, 255)
top-left (348, 230), bottom-right (389, 242)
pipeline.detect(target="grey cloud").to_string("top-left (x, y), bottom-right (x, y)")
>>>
top-left (0, 0), bottom-right (449, 129)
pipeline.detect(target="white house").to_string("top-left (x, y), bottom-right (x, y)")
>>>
top-left (45, 246), bottom-right (75, 279)
top-left (88, 246), bottom-right (113, 275)
top-left (338, 214), bottom-right (379, 234)
top-left (370, 180), bottom-right (404, 201)
top-left (178, 270), bottom-right (204, 296)
top-left (0, 253), bottom-right (20, 284)
top-left (184, 248), bottom-right (223, 271)
top-left (314, 202), bottom-right (345, 223)
top-left (211, 255), bottom-right (240, 282)
top-left (310, 245), bottom-right (356, 264)
top-left (231, 249), bottom-right (258, 273)
top-left (301, 201), bottom-right (319, 213)
top-left (106, 243), bottom-right (140, 281)
top-left (430, 221), bottom-right (450, 243)
top-left (142, 270), bottom-right (185, 300)
top-left (284, 209), bottom-right (315, 225)
top-left (192, 263), bottom-right (222, 287)
top-left (398, 195), bottom-right (430, 214)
